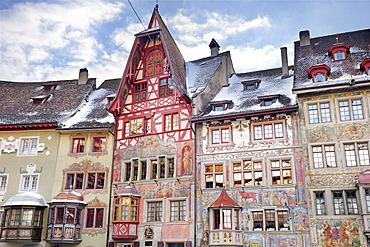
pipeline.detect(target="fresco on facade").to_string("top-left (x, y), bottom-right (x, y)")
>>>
top-left (243, 233), bottom-right (263, 247)
top-left (267, 235), bottom-right (301, 247)
top-left (262, 188), bottom-right (297, 206)
top-left (317, 220), bottom-right (361, 247)
top-left (122, 136), bottom-right (177, 158)
top-left (293, 207), bottom-right (309, 231)
top-left (113, 151), bottom-right (122, 182)
top-left (239, 190), bottom-right (260, 206)
top-left (182, 143), bottom-right (192, 175)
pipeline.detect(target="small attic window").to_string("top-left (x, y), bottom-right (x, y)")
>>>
top-left (42, 84), bottom-right (58, 91)
top-left (106, 95), bottom-right (115, 105)
top-left (32, 95), bottom-right (50, 105)
top-left (258, 95), bottom-right (279, 106)
top-left (210, 100), bottom-right (232, 111)
top-left (328, 40), bottom-right (350, 61)
top-left (242, 79), bottom-right (260, 91)
top-left (360, 58), bottom-right (370, 75)
top-left (308, 64), bottom-right (330, 83)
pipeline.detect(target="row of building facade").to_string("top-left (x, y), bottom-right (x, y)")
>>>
top-left (0, 6), bottom-right (369, 247)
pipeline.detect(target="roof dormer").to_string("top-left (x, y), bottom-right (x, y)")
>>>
top-left (242, 79), bottom-right (261, 91)
top-left (360, 58), bottom-right (370, 75)
top-left (329, 38), bottom-right (350, 61)
top-left (210, 100), bottom-right (233, 111)
top-left (308, 62), bottom-right (331, 83)
top-left (32, 94), bottom-right (51, 105)
top-left (258, 95), bottom-right (280, 106)
top-left (42, 83), bottom-right (58, 91)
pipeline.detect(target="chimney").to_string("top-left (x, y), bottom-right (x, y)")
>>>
top-left (78, 68), bottom-right (88, 84)
top-left (299, 30), bottom-right (310, 47)
top-left (280, 47), bottom-right (289, 78)
top-left (209, 38), bottom-right (220, 57)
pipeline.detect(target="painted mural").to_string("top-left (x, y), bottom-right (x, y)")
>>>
top-left (267, 235), bottom-right (302, 247)
top-left (317, 220), bottom-right (361, 247)
top-left (262, 188), bottom-right (297, 206)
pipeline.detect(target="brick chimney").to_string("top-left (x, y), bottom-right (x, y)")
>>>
top-left (299, 30), bottom-right (311, 47)
top-left (280, 47), bottom-right (289, 78)
top-left (209, 38), bottom-right (220, 57)
top-left (78, 68), bottom-right (88, 84)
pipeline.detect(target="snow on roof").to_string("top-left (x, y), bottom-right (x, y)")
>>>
top-left (186, 55), bottom-right (222, 98)
top-left (197, 67), bottom-right (296, 118)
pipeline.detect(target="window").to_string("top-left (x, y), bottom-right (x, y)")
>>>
top-left (130, 118), bottom-right (143, 135)
top-left (315, 192), bottom-right (326, 215)
top-left (92, 137), bottom-right (106, 152)
top-left (344, 142), bottom-right (369, 167)
top-left (365, 189), bottom-right (370, 213)
top-left (314, 73), bottom-right (325, 82)
top-left (72, 138), bottom-right (85, 153)
top-left (5, 208), bottom-right (43, 227)
top-left (333, 191), bottom-right (358, 215)
top-left (339, 99), bottom-right (363, 121)
top-left (205, 164), bottom-right (223, 188)
top-left (252, 209), bottom-right (288, 231)
top-left (125, 157), bottom-right (174, 181)
top-left (261, 98), bottom-right (277, 106)
top-left (312, 144), bottom-right (336, 168)
top-left (213, 104), bottom-right (225, 111)
top-left (20, 174), bottom-right (39, 192)
top-left (0, 175), bottom-right (8, 191)
top-left (65, 173), bottom-right (84, 190)
top-left (86, 172), bottom-right (105, 189)
top-left (159, 78), bottom-right (174, 97)
top-left (86, 208), bottom-right (104, 228)
top-left (253, 122), bottom-right (284, 140)
top-left (170, 200), bottom-right (186, 221)
top-left (242, 80), bottom-right (260, 90)
top-left (308, 102), bottom-right (331, 123)
top-left (113, 197), bottom-right (139, 222)
top-left (147, 201), bottom-right (162, 222)
top-left (334, 51), bottom-right (344, 60)
top-left (146, 49), bottom-right (163, 77)
top-left (211, 208), bottom-right (240, 230)
top-left (233, 160), bottom-right (263, 187)
top-left (19, 137), bottom-right (38, 156)
top-left (270, 159), bottom-right (292, 185)
top-left (133, 82), bottom-right (147, 102)
top-left (165, 113), bottom-right (179, 131)
top-left (211, 127), bottom-right (230, 144)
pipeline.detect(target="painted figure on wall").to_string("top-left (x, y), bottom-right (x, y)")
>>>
top-left (182, 144), bottom-right (192, 175)
top-left (113, 151), bottom-right (122, 182)
top-left (318, 220), bottom-right (361, 247)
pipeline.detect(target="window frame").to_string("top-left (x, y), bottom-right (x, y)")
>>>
top-left (19, 174), bottom-right (39, 192)
top-left (71, 137), bottom-right (85, 153)
top-left (0, 174), bottom-right (9, 192)
top-left (146, 200), bottom-right (163, 222)
top-left (169, 199), bottom-right (187, 222)
top-left (251, 209), bottom-right (289, 231)
top-left (343, 142), bottom-right (369, 167)
top-left (338, 98), bottom-right (364, 121)
top-left (252, 122), bottom-right (285, 140)
top-left (133, 82), bottom-right (147, 102)
top-left (145, 49), bottom-right (163, 77)
top-left (210, 126), bottom-right (231, 145)
top-left (332, 190), bottom-right (359, 215)
top-left (307, 102), bottom-right (331, 124)
top-left (65, 172), bottom-right (84, 190)
top-left (92, 137), bottom-right (107, 153)
top-left (204, 164), bottom-right (224, 189)
top-left (232, 160), bottom-right (263, 187)
top-left (159, 77), bottom-right (174, 97)
top-left (164, 113), bottom-right (179, 132)
top-left (18, 137), bottom-right (39, 156)
top-left (314, 191), bottom-right (326, 215)
top-left (113, 196), bottom-right (139, 222)
top-left (311, 144), bottom-right (337, 169)
top-left (270, 159), bottom-right (292, 185)
top-left (124, 118), bottom-right (151, 137)
top-left (85, 207), bottom-right (105, 229)
top-left (86, 172), bottom-right (106, 190)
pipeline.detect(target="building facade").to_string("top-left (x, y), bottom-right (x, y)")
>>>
top-left (293, 29), bottom-right (370, 247)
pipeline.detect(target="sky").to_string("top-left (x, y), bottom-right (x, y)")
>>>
top-left (1, 0), bottom-right (369, 86)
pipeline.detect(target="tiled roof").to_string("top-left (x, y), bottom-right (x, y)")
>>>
top-left (194, 66), bottom-right (297, 120)
top-left (60, 78), bottom-right (120, 129)
top-left (293, 29), bottom-right (370, 91)
top-left (0, 79), bottom-right (95, 128)
top-left (209, 189), bottom-right (240, 208)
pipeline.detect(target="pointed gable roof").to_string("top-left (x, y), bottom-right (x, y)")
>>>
top-left (209, 189), bottom-right (240, 208)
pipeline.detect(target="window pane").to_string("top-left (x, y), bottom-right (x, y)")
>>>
top-left (358, 143), bottom-right (370, 166)
top-left (274, 123), bottom-right (283, 138)
top-left (308, 104), bottom-right (319, 123)
top-left (223, 209), bottom-right (232, 229)
top-left (252, 211), bottom-right (263, 229)
top-left (254, 126), bottom-right (262, 140)
top-left (315, 192), bottom-right (326, 215)
top-left (344, 144), bottom-right (357, 166)
top-left (212, 130), bottom-right (220, 144)
top-left (221, 128), bottom-right (230, 143)
top-left (320, 103), bottom-right (331, 122)
top-left (264, 124), bottom-right (273, 139)
top-left (346, 191), bottom-right (358, 214)
top-left (352, 100), bottom-right (363, 120)
top-left (339, 101), bottom-right (350, 121)
top-left (93, 137), bottom-right (106, 152)
top-left (333, 192), bottom-right (345, 215)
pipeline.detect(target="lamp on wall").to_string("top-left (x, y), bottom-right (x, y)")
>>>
top-left (168, 78), bottom-right (176, 90)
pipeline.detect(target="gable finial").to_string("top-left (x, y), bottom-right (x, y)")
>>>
top-left (156, 0), bottom-right (159, 9)
top-left (336, 37), bottom-right (339, 43)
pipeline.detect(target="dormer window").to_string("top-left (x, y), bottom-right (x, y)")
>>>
top-left (360, 58), bottom-right (370, 75)
top-left (258, 95), bottom-right (279, 106)
top-left (106, 95), bottom-right (115, 105)
top-left (210, 100), bottom-right (232, 111)
top-left (42, 84), bottom-right (58, 91)
top-left (242, 79), bottom-right (260, 91)
top-left (32, 95), bottom-right (50, 105)
top-left (329, 41), bottom-right (350, 61)
top-left (308, 64), bottom-right (330, 83)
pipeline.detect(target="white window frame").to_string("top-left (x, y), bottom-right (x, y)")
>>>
top-left (210, 126), bottom-right (231, 145)
top-left (310, 143), bottom-right (337, 169)
top-left (19, 174), bottom-right (39, 192)
top-left (337, 98), bottom-right (364, 121)
top-left (0, 174), bottom-right (9, 192)
top-left (307, 101), bottom-right (332, 124)
top-left (250, 208), bottom-right (290, 231)
top-left (252, 122), bottom-right (285, 140)
top-left (18, 137), bottom-right (39, 156)
top-left (343, 141), bottom-right (370, 167)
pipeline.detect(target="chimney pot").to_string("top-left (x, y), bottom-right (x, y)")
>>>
top-left (78, 68), bottom-right (88, 84)
top-left (299, 30), bottom-right (311, 47)
top-left (280, 47), bottom-right (289, 78)
top-left (209, 38), bottom-right (220, 57)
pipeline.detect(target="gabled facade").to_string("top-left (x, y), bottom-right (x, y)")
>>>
top-left (108, 7), bottom-right (195, 247)
top-left (191, 47), bottom-right (310, 246)
top-left (293, 29), bottom-right (370, 247)
top-left (0, 70), bottom-right (97, 246)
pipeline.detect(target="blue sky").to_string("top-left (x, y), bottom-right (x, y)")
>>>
top-left (1, 0), bottom-right (369, 86)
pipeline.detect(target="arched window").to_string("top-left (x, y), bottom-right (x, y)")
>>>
top-left (145, 49), bottom-right (163, 77)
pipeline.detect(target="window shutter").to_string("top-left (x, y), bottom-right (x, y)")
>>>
top-left (186, 241), bottom-right (192, 247)
top-left (158, 241), bottom-right (164, 247)
top-left (134, 241), bottom-right (140, 247)
top-left (108, 242), bottom-right (114, 247)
